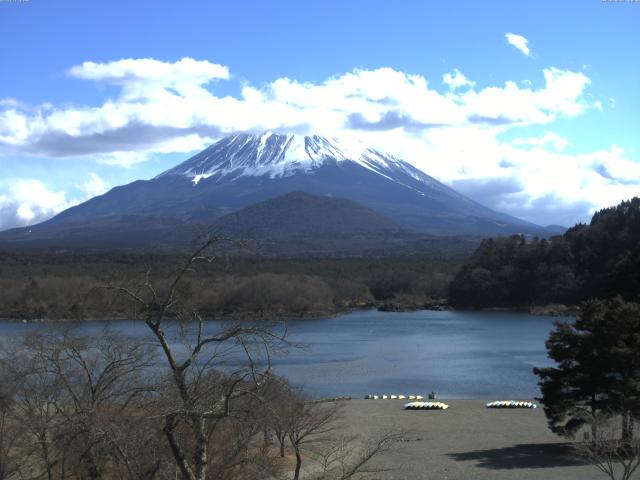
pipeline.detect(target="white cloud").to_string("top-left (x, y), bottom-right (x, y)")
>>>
top-left (0, 180), bottom-right (73, 229)
top-left (0, 57), bottom-right (635, 226)
top-left (0, 60), bottom-right (593, 163)
top-left (431, 135), bottom-right (640, 225)
top-left (442, 69), bottom-right (476, 91)
top-left (0, 174), bottom-right (111, 230)
top-left (513, 132), bottom-right (570, 152)
top-left (505, 33), bottom-right (531, 57)
top-left (68, 57), bottom-right (230, 102)
top-left (461, 68), bottom-right (591, 125)
top-left (0, 98), bottom-right (28, 109)
top-left (82, 173), bottom-right (110, 198)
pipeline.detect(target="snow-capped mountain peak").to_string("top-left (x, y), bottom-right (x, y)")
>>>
top-left (158, 132), bottom-right (431, 189)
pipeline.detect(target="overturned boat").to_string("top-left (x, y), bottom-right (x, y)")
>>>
top-left (486, 400), bottom-right (537, 409)
top-left (404, 401), bottom-right (449, 410)
top-left (365, 394), bottom-right (419, 400)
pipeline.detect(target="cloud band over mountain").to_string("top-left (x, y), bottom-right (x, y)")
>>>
top-left (0, 56), bottom-right (638, 228)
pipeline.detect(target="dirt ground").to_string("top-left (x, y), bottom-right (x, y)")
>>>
top-left (329, 399), bottom-right (606, 480)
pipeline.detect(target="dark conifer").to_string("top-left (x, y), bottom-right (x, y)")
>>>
top-left (534, 298), bottom-right (640, 441)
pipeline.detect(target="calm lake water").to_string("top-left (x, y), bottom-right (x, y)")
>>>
top-left (0, 309), bottom-right (567, 399)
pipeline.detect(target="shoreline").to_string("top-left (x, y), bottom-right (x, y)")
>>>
top-left (0, 308), bottom-right (351, 324)
top-left (0, 302), bottom-right (577, 323)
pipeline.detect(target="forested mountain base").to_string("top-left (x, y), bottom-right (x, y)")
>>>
top-left (449, 198), bottom-right (640, 308)
top-left (0, 252), bottom-right (459, 320)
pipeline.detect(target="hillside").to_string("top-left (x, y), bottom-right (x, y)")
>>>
top-left (449, 197), bottom-right (640, 308)
top-left (215, 191), bottom-right (402, 238)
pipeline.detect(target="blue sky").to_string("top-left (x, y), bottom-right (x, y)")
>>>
top-left (0, 0), bottom-right (639, 229)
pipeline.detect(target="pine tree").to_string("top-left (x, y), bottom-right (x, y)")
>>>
top-left (534, 298), bottom-right (640, 441)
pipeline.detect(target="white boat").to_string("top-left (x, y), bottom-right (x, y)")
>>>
top-left (404, 401), bottom-right (449, 410)
top-left (486, 400), bottom-right (537, 409)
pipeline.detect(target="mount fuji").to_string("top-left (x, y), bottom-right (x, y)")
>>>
top-left (0, 132), bottom-right (558, 253)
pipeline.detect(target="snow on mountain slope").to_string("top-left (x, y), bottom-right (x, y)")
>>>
top-left (158, 132), bottom-right (444, 196)
top-left (154, 132), bottom-right (538, 232)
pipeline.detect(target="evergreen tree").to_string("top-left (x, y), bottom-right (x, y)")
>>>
top-left (534, 298), bottom-right (640, 441)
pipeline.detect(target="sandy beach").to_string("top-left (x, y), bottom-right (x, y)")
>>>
top-left (332, 399), bottom-right (603, 480)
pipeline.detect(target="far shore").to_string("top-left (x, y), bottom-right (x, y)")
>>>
top-left (0, 301), bottom-right (578, 323)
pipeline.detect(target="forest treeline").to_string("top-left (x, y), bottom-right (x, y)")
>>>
top-left (0, 253), bottom-right (459, 320)
top-left (449, 197), bottom-right (640, 308)
top-left (5, 197), bottom-right (638, 319)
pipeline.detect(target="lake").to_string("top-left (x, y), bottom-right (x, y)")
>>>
top-left (0, 309), bottom-right (566, 399)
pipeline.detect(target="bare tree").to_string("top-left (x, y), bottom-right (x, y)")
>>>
top-left (0, 336), bottom-right (64, 480)
top-left (575, 416), bottom-right (640, 480)
top-left (1, 327), bottom-right (164, 480)
top-left (287, 399), bottom-right (344, 480)
top-left (309, 431), bottom-right (403, 480)
top-left (283, 394), bottom-right (403, 480)
top-left (40, 328), bottom-right (158, 480)
top-left (260, 377), bottom-right (299, 458)
top-left (0, 390), bottom-right (25, 480)
top-left (108, 237), bottom-right (288, 480)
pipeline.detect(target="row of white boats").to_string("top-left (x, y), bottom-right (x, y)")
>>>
top-left (486, 400), bottom-right (538, 409)
top-left (364, 396), bottom-right (538, 410)
top-left (404, 401), bottom-right (449, 410)
top-left (364, 394), bottom-right (424, 400)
